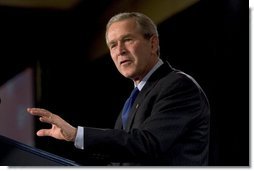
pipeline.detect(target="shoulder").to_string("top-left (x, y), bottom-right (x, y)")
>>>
top-left (155, 66), bottom-right (209, 106)
top-left (158, 62), bottom-right (201, 91)
top-left (148, 61), bottom-right (206, 97)
top-left (169, 70), bottom-right (202, 90)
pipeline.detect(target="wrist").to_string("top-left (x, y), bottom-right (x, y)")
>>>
top-left (70, 127), bottom-right (77, 142)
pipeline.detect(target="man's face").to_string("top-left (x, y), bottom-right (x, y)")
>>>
top-left (106, 18), bottom-right (158, 83)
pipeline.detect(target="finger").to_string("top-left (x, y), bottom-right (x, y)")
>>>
top-left (27, 108), bottom-right (52, 118)
top-left (36, 129), bottom-right (51, 137)
top-left (39, 115), bottom-right (55, 125)
top-left (27, 108), bottom-right (50, 117)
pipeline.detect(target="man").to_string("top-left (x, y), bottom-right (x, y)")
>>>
top-left (27, 12), bottom-right (210, 166)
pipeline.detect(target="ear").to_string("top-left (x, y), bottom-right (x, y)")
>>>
top-left (150, 35), bottom-right (159, 55)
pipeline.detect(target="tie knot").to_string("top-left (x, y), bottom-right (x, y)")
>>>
top-left (130, 87), bottom-right (139, 99)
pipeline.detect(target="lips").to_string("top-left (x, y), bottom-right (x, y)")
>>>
top-left (120, 59), bottom-right (131, 65)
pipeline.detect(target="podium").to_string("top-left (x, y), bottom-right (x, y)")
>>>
top-left (0, 135), bottom-right (79, 166)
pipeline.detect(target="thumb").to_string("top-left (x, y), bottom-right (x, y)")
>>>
top-left (37, 129), bottom-right (51, 137)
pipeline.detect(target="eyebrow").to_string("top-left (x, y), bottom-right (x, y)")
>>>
top-left (108, 34), bottom-right (134, 46)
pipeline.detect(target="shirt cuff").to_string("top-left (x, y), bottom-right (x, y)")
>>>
top-left (74, 126), bottom-right (84, 150)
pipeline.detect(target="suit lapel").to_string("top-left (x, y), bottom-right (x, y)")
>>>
top-left (125, 61), bottom-right (174, 131)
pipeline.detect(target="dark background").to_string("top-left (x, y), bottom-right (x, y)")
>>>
top-left (0, 0), bottom-right (249, 166)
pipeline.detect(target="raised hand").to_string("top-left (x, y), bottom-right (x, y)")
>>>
top-left (27, 108), bottom-right (77, 142)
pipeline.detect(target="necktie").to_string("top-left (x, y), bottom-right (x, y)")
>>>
top-left (122, 87), bottom-right (139, 129)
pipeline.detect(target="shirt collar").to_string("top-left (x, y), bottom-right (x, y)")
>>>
top-left (134, 58), bottom-right (164, 91)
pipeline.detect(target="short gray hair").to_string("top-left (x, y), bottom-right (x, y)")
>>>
top-left (106, 12), bottom-right (158, 42)
top-left (105, 12), bottom-right (160, 55)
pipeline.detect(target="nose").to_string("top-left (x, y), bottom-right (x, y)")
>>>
top-left (117, 42), bottom-right (127, 56)
top-left (119, 49), bottom-right (126, 56)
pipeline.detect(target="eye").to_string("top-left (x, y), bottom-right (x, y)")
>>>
top-left (124, 38), bottom-right (132, 42)
top-left (110, 43), bottom-right (116, 49)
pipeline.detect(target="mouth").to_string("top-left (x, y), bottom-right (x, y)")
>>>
top-left (120, 59), bottom-right (132, 65)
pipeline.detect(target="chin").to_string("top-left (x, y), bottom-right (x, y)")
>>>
top-left (122, 73), bottom-right (133, 79)
top-left (120, 68), bottom-right (137, 79)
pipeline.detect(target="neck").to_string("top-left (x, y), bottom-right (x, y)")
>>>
top-left (133, 57), bottom-right (159, 85)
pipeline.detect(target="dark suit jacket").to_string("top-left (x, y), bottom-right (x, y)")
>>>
top-left (81, 61), bottom-right (210, 166)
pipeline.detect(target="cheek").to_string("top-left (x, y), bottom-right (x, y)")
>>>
top-left (134, 41), bottom-right (150, 53)
top-left (133, 46), bottom-right (150, 61)
top-left (111, 54), bottom-right (118, 66)
top-left (110, 51), bottom-right (116, 60)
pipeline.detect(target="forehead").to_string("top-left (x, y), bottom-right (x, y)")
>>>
top-left (107, 19), bottom-right (140, 40)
